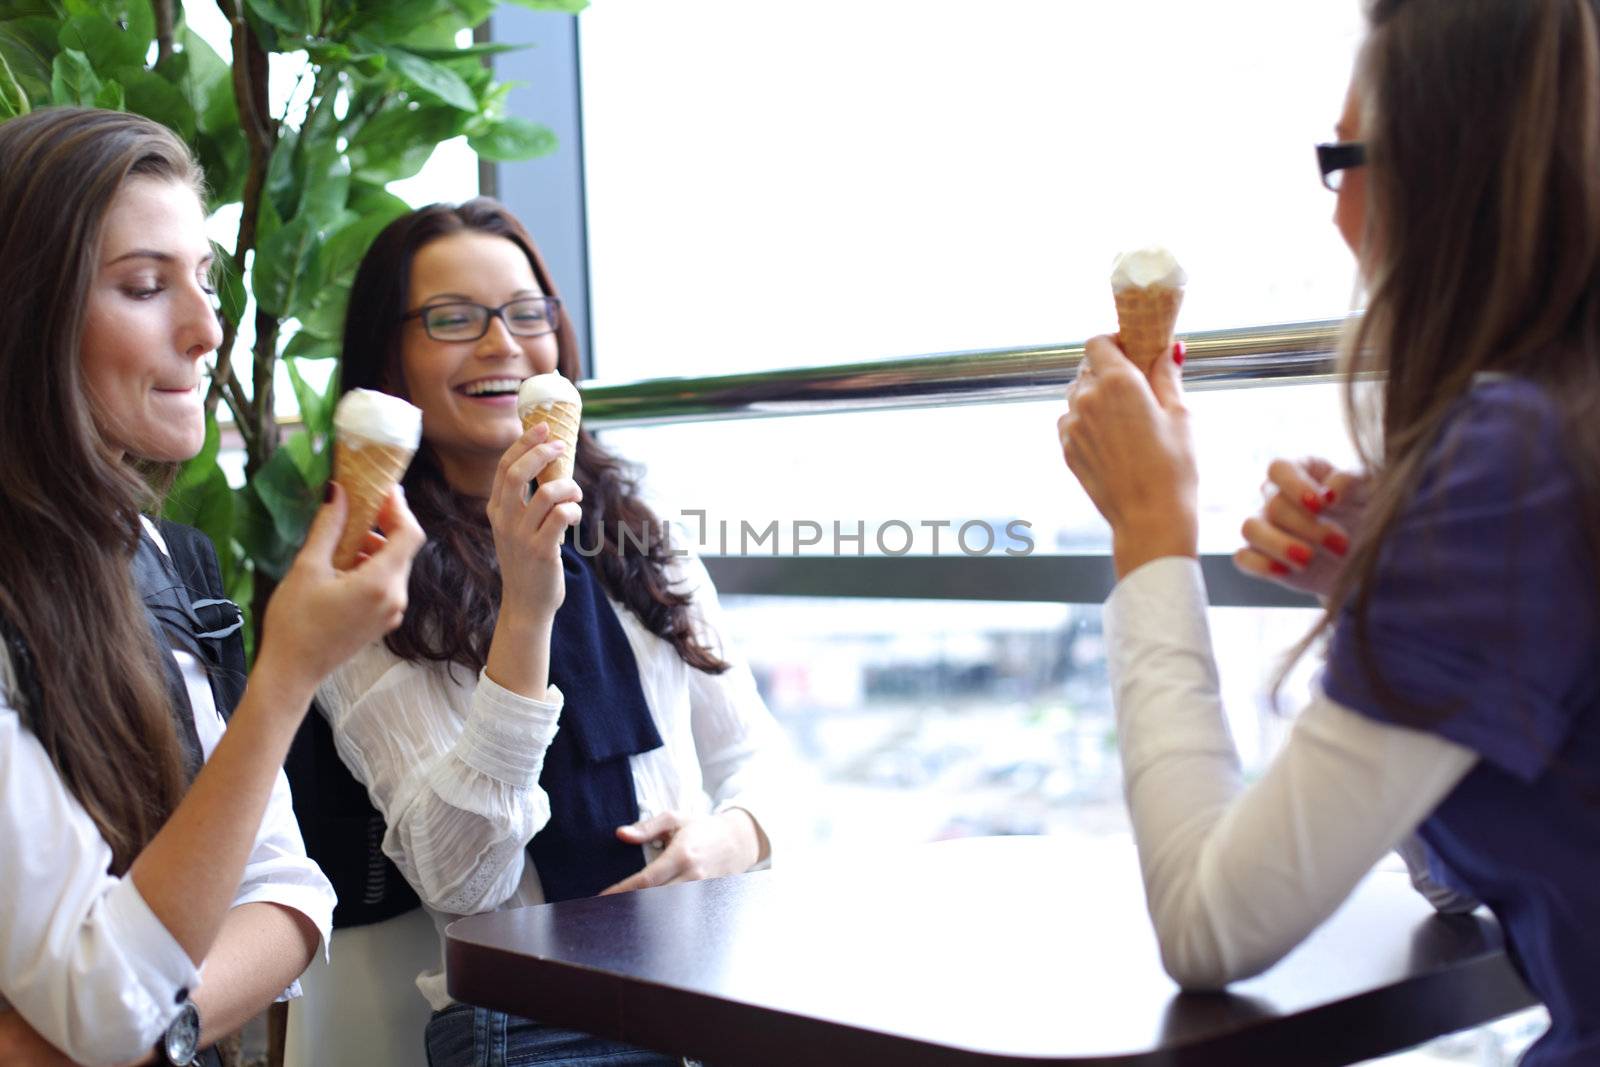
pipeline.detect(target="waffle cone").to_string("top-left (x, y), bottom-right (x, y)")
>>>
top-left (1113, 284), bottom-right (1184, 372)
top-left (332, 438), bottom-right (415, 570)
top-left (520, 401), bottom-right (581, 482)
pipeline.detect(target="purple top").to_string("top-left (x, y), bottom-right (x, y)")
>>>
top-left (1323, 378), bottom-right (1600, 1066)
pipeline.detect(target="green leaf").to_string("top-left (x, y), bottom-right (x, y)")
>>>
top-left (0, 17), bottom-right (60, 102)
top-left (264, 127), bottom-right (302, 223)
top-left (305, 41), bottom-right (353, 64)
top-left (319, 201), bottom-right (407, 287)
top-left (384, 46), bottom-right (476, 111)
top-left (164, 25), bottom-right (237, 137)
top-left (291, 90), bottom-right (350, 227)
top-left (58, 7), bottom-right (149, 69)
top-left (252, 441), bottom-right (320, 545)
top-left (244, 0), bottom-right (306, 36)
top-left (348, 104), bottom-right (464, 184)
top-left (284, 358), bottom-right (333, 436)
top-left (252, 214), bottom-right (322, 318)
top-left (215, 250), bottom-right (247, 329)
top-left (196, 129), bottom-right (249, 209)
top-left (467, 116), bottom-right (555, 162)
top-left (283, 327), bottom-right (341, 361)
top-left (503, 0), bottom-right (589, 11)
top-left (92, 76), bottom-right (121, 110)
top-left (115, 66), bottom-right (196, 140)
top-left (442, 0), bottom-right (495, 26)
top-left (405, 40), bottom-right (529, 60)
top-left (0, 47), bottom-right (30, 118)
top-left (347, 0), bottom-right (456, 38)
top-left (236, 479), bottom-right (299, 582)
top-left (49, 47), bottom-right (100, 106)
top-left (0, 2), bottom-right (64, 17)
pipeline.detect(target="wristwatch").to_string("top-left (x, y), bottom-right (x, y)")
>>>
top-left (156, 1000), bottom-right (200, 1066)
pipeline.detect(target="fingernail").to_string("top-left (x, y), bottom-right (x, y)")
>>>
top-left (1172, 339), bottom-right (1186, 366)
top-left (324, 482), bottom-right (334, 503)
top-left (1270, 561), bottom-right (1291, 576)
top-left (549, 441), bottom-right (566, 452)
top-left (1301, 490), bottom-right (1324, 515)
top-left (1287, 543), bottom-right (1314, 567)
top-left (1323, 531), bottom-right (1350, 556)
top-left (1323, 487), bottom-right (1338, 505)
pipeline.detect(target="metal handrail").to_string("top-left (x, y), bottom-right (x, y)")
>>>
top-left (580, 318), bottom-right (1347, 428)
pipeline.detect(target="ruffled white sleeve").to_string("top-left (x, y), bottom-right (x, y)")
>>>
top-left (317, 646), bottom-right (564, 915)
top-left (1105, 557), bottom-right (1478, 989)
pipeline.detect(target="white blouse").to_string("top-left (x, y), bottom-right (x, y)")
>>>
top-left (1105, 556), bottom-right (1480, 989)
top-left (0, 522), bottom-right (335, 1066)
top-left (317, 547), bottom-right (795, 1010)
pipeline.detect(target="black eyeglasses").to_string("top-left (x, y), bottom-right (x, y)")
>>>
top-left (1316, 141), bottom-right (1367, 192)
top-left (402, 296), bottom-right (562, 342)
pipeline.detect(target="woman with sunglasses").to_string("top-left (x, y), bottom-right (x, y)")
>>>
top-left (0, 108), bottom-right (423, 1065)
top-left (1059, 0), bottom-right (1600, 1061)
top-left (315, 198), bottom-right (792, 1066)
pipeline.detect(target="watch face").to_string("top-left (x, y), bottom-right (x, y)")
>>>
top-left (163, 1001), bottom-right (200, 1065)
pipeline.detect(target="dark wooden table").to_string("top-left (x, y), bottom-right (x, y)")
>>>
top-left (445, 835), bottom-right (1536, 1066)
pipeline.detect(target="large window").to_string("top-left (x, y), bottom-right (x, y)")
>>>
top-left (580, 0), bottom-right (1365, 378)
top-left (575, 7), bottom-right (1541, 1061)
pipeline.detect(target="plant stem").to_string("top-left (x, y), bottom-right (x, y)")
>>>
top-left (153, 0), bottom-right (175, 66)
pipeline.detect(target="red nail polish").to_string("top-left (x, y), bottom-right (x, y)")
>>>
top-left (1323, 487), bottom-right (1338, 505)
top-left (1287, 543), bottom-right (1314, 566)
top-left (1270, 561), bottom-right (1291, 576)
top-left (1172, 339), bottom-right (1186, 366)
top-left (1323, 532), bottom-right (1350, 556)
top-left (1301, 490), bottom-right (1324, 514)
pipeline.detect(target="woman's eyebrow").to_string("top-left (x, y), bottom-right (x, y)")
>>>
top-left (106, 249), bottom-right (216, 267)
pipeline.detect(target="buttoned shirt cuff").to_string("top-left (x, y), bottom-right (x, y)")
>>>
top-left (103, 878), bottom-right (203, 1031)
top-left (456, 673), bottom-right (563, 784)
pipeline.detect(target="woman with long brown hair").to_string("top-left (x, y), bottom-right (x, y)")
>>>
top-left (318, 198), bottom-right (791, 1065)
top-left (0, 107), bottom-right (423, 1065)
top-left (1059, 0), bottom-right (1600, 1060)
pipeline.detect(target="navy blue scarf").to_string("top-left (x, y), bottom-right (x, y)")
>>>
top-left (527, 542), bottom-right (664, 902)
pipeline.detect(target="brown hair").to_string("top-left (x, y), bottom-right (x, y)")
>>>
top-left (1292, 0), bottom-right (1600, 715)
top-left (340, 198), bottom-right (729, 675)
top-left (0, 107), bottom-right (206, 873)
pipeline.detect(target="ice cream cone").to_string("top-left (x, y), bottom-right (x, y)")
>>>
top-left (328, 389), bottom-right (422, 571)
top-left (1109, 246), bottom-right (1187, 373)
top-left (1113, 284), bottom-right (1184, 373)
top-left (520, 401), bottom-right (581, 482)
top-left (517, 373), bottom-right (583, 483)
top-left (332, 438), bottom-right (415, 570)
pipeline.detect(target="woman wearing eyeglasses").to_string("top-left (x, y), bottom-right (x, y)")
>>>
top-left (1059, 1), bottom-right (1599, 1062)
top-left (314, 199), bottom-right (792, 1066)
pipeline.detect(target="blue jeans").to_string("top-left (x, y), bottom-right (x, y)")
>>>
top-left (424, 1003), bottom-right (688, 1067)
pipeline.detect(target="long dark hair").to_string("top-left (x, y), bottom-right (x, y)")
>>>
top-left (341, 198), bottom-right (728, 675)
top-left (0, 108), bottom-right (203, 874)
top-left (1291, 0), bottom-right (1600, 714)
